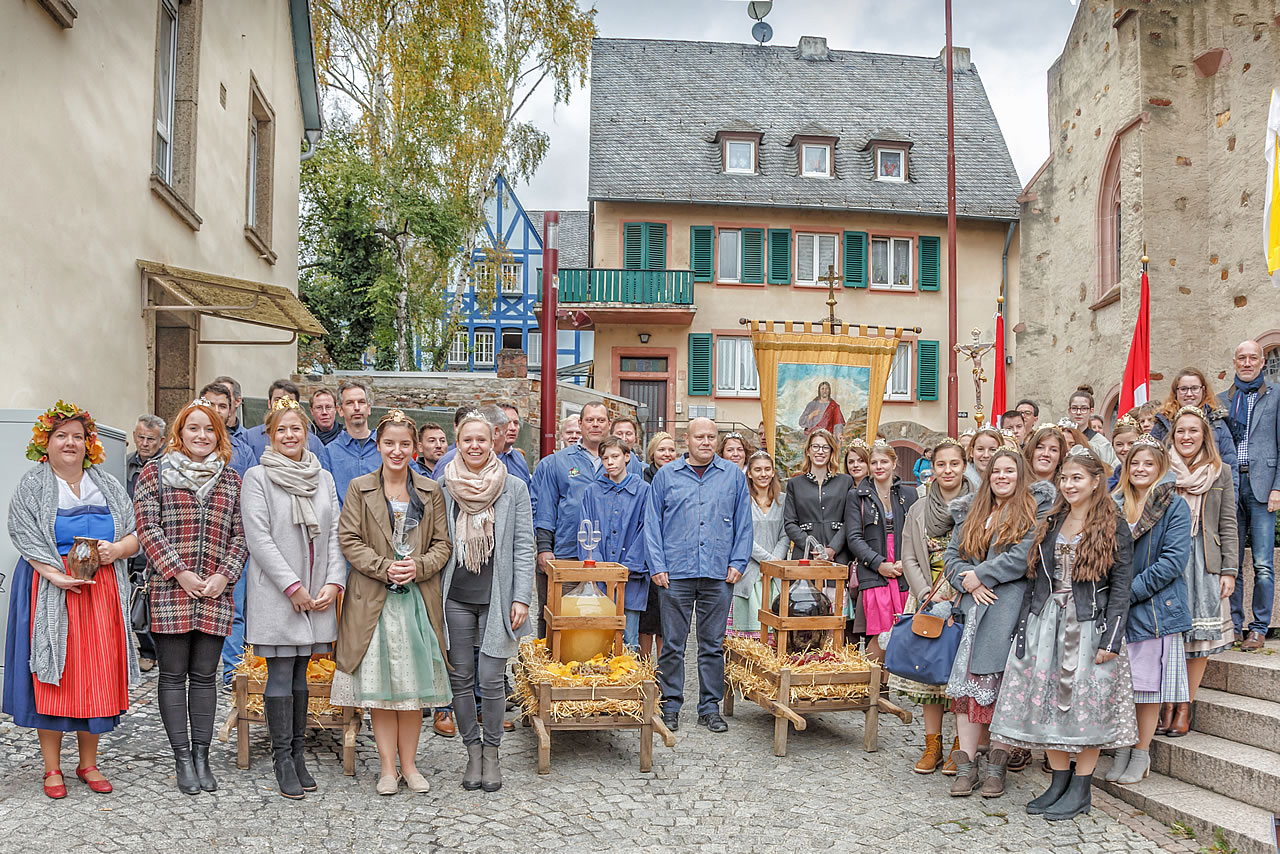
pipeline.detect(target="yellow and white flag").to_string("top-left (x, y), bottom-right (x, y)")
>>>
top-left (1265, 88), bottom-right (1280, 283)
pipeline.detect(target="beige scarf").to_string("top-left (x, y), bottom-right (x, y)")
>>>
top-left (161, 451), bottom-right (224, 501)
top-left (260, 448), bottom-right (323, 540)
top-left (1169, 453), bottom-right (1220, 536)
top-left (444, 450), bottom-right (507, 573)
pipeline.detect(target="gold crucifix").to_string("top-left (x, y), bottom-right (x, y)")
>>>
top-left (954, 327), bottom-right (996, 428)
top-left (817, 264), bottom-right (842, 325)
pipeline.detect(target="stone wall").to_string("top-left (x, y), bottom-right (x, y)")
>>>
top-left (1018, 0), bottom-right (1280, 423)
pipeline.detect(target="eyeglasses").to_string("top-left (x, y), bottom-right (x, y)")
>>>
top-left (1067, 405), bottom-right (1091, 414)
top-left (1176, 385), bottom-right (1203, 394)
top-left (809, 444), bottom-right (832, 452)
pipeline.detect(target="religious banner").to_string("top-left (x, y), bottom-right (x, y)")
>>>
top-left (746, 320), bottom-right (905, 470)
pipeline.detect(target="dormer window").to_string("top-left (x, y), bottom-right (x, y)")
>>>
top-left (725, 139), bottom-right (756, 174)
top-left (876, 147), bottom-right (906, 182)
top-left (801, 143), bottom-right (831, 178)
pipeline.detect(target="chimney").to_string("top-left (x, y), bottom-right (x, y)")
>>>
top-left (939, 45), bottom-right (972, 72)
top-left (798, 36), bottom-right (828, 61)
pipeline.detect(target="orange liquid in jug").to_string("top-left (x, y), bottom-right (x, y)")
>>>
top-left (558, 594), bottom-right (616, 662)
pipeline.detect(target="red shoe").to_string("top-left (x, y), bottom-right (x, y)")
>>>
top-left (76, 766), bottom-right (113, 793)
top-left (43, 769), bottom-right (66, 799)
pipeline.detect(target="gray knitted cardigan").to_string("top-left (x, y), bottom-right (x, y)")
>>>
top-left (7, 463), bottom-right (141, 687)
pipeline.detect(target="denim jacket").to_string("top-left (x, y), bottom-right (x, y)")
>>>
top-left (1118, 480), bottom-right (1192, 643)
top-left (643, 455), bottom-right (752, 581)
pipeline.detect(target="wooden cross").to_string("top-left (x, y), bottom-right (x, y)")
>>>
top-left (954, 327), bottom-right (996, 428)
top-left (818, 264), bottom-right (842, 325)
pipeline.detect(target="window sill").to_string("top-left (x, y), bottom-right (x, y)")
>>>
top-left (36, 0), bottom-right (77, 27)
top-left (876, 176), bottom-right (906, 183)
top-left (1090, 284), bottom-right (1121, 311)
top-left (882, 397), bottom-right (915, 405)
top-left (869, 284), bottom-right (915, 293)
top-left (714, 392), bottom-right (761, 400)
top-left (243, 225), bottom-right (278, 265)
top-left (150, 174), bottom-right (202, 231)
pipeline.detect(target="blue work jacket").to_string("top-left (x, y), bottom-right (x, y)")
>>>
top-left (531, 442), bottom-right (603, 557)
top-left (578, 471), bottom-right (650, 611)
top-left (643, 454), bottom-right (752, 581)
top-left (328, 430), bottom-right (381, 505)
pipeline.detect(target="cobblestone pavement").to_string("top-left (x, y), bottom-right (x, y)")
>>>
top-left (0, 666), bottom-right (1185, 853)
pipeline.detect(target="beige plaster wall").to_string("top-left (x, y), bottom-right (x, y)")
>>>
top-left (0, 2), bottom-right (305, 433)
top-left (1018, 0), bottom-right (1280, 423)
top-left (590, 200), bottom-right (1019, 435)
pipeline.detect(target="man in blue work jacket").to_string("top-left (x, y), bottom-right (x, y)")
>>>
top-left (530, 401), bottom-right (612, 636)
top-left (644, 417), bottom-right (752, 734)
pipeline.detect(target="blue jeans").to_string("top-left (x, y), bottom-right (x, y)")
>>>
top-left (1233, 487), bottom-right (1276, 636)
top-left (624, 609), bottom-right (642, 650)
top-left (656, 577), bottom-right (731, 716)
top-left (220, 571), bottom-right (247, 684)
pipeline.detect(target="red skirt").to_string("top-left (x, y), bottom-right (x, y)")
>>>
top-left (31, 561), bottom-right (129, 719)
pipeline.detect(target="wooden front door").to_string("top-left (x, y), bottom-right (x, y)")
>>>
top-left (620, 379), bottom-right (668, 439)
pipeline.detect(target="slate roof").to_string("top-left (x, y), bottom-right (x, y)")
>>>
top-left (588, 38), bottom-right (1021, 221)
top-left (527, 209), bottom-right (591, 268)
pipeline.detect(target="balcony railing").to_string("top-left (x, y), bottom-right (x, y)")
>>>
top-left (554, 268), bottom-right (694, 305)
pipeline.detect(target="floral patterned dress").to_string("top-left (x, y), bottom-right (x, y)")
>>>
top-left (990, 534), bottom-right (1138, 752)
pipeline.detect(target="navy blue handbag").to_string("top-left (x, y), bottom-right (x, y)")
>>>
top-left (883, 578), bottom-right (963, 686)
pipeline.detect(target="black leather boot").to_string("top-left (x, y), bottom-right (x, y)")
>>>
top-left (292, 691), bottom-right (317, 792)
top-left (190, 744), bottom-right (217, 792)
top-left (1025, 767), bottom-right (1073, 815)
top-left (265, 696), bottom-right (304, 799)
top-left (158, 684), bottom-right (200, 795)
top-left (1044, 773), bottom-right (1093, 821)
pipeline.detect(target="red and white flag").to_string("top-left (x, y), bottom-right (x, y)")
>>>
top-left (991, 312), bottom-right (1006, 425)
top-left (1120, 269), bottom-right (1151, 413)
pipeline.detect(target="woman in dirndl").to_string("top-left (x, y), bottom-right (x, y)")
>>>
top-left (4, 402), bottom-right (140, 798)
top-left (896, 438), bottom-right (969, 774)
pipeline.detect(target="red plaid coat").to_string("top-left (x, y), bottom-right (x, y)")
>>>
top-left (133, 459), bottom-right (247, 636)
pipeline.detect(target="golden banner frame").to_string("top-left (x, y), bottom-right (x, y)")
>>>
top-left (746, 320), bottom-right (908, 458)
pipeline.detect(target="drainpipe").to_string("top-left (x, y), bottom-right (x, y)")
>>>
top-left (300, 129), bottom-right (322, 162)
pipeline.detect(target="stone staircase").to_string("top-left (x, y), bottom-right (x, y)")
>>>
top-left (1097, 637), bottom-right (1279, 854)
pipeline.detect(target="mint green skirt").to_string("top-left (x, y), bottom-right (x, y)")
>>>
top-left (331, 592), bottom-right (451, 710)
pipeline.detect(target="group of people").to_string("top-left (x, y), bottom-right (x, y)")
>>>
top-left (5, 339), bottom-right (1275, 819)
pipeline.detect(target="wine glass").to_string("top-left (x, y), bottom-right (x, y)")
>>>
top-left (389, 513), bottom-right (419, 595)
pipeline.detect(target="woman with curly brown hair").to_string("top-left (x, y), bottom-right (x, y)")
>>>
top-left (991, 448), bottom-right (1137, 820)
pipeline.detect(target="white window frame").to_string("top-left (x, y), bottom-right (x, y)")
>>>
top-left (717, 229), bottom-right (741, 283)
top-left (870, 236), bottom-right (914, 291)
top-left (527, 331), bottom-right (542, 369)
top-left (447, 331), bottom-right (468, 366)
top-left (801, 143), bottom-right (832, 178)
top-left (155, 0), bottom-right (179, 182)
top-left (876, 147), bottom-right (906, 182)
top-left (885, 341), bottom-right (912, 401)
top-left (499, 262), bottom-right (522, 296)
top-left (795, 232), bottom-right (839, 286)
top-left (714, 336), bottom-right (759, 398)
top-left (473, 330), bottom-right (496, 367)
top-left (724, 139), bottom-right (756, 175)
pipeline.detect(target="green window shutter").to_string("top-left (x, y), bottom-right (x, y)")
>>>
top-left (688, 333), bottom-right (713, 396)
top-left (623, 222), bottom-right (645, 270)
top-left (690, 226), bottom-right (714, 282)
top-left (918, 235), bottom-right (941, 291)
top-left (741, 228), bottom-right (765, 283)
top-left (916, 339), bottom-right (940, 401)
top-left (767, 229), bottom-right (791, 284)
top-left (843, 231), bottom-right (868, 288)
top-left (645, 223), bottom-right (666, 270)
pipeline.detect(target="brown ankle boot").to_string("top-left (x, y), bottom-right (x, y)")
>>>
top-left (1167, 702), bottom-right (1191, 737)
top-left (940, 736), bottom-right (961, 776)
top-left (1155, 703), bottom-right (1173, 735)
top-left (980, 748), bottom-right (1009, 798)
top-left (914, 733), bottom-right (944, 774)
top-left (949, 751), bottom-right (979, 796)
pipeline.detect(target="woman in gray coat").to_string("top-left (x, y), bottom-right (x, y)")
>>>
top-left (241, 400), bottom-right (344, 799)
top-left (439, 412), bottom-right (534, 793)
top-left (943, 449), bottom-right (1054, 799)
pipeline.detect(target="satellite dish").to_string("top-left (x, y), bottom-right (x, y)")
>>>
top-left (752, 21), bottom-right (773, 45)
top-left (747, 0), bottom-right (773, 20)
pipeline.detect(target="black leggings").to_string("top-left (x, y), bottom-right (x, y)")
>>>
top-left (264, 655), bottom-right (309, 698)
top-left (153, 630), bottom-right (223, 749)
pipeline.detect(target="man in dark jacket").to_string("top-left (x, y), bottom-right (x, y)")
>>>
top-left (126, 414), bottom-right (166, 671)
top-left (1223, 340), bottom-right (1280, 649)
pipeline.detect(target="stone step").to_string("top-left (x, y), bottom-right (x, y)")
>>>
top-left (1149, 730), bottom-right (1280, 814)
top-left (1201, 639), bottom-right (1280, 704)
top-left (1096, 769), bottom-right (1276, 854)
top-left (1193, 687), bottom-right (1280, 749)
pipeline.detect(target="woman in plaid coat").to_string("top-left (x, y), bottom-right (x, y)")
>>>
top-left (134, 399), bottom-right (247, 796)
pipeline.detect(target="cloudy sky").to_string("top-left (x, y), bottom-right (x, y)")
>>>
top-left (516, 0), bottom-right (1081, 211)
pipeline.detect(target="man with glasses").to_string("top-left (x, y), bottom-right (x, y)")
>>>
top-left (1224, 340), bottom-right (1280, 649)
top-left (1015, 399), bottom-right (1040, 431)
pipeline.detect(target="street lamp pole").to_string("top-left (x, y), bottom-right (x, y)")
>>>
top-left (945, 0), bottom-right (960, 437)
top-left (540, 212), bottom-right (560, 458)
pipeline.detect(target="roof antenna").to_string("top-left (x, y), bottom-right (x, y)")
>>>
top-left (748, 0), bottom-right (773, 45)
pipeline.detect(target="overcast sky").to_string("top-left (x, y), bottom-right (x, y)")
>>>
top-left (516, 0), bottom-right (1081, 211)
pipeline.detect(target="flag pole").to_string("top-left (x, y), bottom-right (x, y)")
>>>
top-left (945, 0), bottom-right (959, 437)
